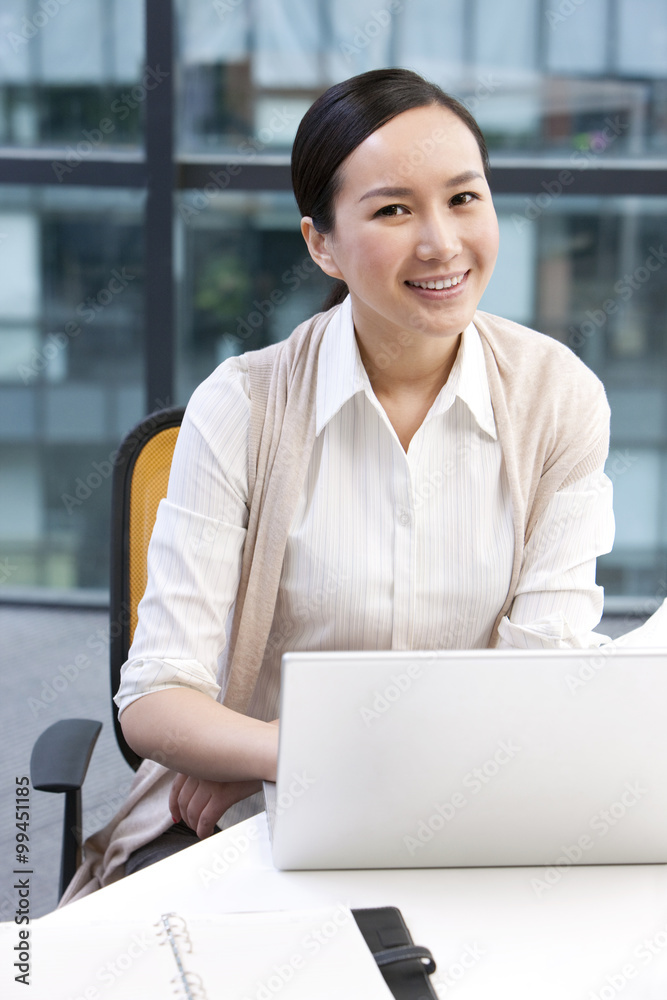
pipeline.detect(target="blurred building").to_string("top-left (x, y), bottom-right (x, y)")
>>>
top-left (0, 0), bottom-right (665, 606)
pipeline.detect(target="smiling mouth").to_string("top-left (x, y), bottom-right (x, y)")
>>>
top-left (405, 273), bottom-right (468, 290)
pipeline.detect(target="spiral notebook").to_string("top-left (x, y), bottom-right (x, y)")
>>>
top-left (23, 906), bottom-right (397, 999)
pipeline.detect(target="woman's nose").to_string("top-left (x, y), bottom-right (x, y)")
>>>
top-left (415, 211), bottom-right (462, 261)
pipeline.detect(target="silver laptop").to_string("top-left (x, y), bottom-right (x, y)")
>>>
top-left (264, 648), bottom-right (667, 869)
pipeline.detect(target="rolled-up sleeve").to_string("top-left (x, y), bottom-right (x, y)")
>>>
top-left (115, 357), bottom-right (250, 715)
top-left (497, 467), bottom-right (615, 650)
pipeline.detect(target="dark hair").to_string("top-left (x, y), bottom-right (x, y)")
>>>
top-left (291, 68), bottom-right (491, 310)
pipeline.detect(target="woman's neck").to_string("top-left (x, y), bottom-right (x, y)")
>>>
top-left (354, 327), bottom-right (462, 452)
top-left (355, 327), bottom-right (462, 402)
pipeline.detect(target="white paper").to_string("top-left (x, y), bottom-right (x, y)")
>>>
top-left (4, 906), bottom-right (395, 999)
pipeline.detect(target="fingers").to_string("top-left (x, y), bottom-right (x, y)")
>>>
top-left (169, 771), bottom-right (188, 822)
top-left (168, 776), bottom-right (265, 840)
top-left (172, 776), bottom-right (222, 839)
top-left (194, 797), bottom-right (222, 840)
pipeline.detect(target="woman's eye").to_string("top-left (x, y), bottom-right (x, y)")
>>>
top-left (376, 204), bottom-right (407, 217)
top-left (451, 192), bottom-right (476, 206)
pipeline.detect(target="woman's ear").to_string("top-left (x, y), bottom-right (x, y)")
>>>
top-left (300, 217), bottom-right (345, 280)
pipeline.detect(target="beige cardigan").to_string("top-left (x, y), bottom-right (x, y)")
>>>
top-left (60, 306), bottom-right (609, 904)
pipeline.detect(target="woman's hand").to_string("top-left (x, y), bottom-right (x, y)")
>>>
top-left (169, 773), bottom-right (262, 839)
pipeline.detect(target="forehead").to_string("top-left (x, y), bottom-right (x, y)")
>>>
top-left (337, 104), bottom-right (483, 194)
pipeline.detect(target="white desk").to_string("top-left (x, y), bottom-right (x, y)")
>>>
top-left (23, 812), bottom-right (667, 998)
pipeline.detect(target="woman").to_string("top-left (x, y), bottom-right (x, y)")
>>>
top-left (63, 69), bottom-right (614, 898)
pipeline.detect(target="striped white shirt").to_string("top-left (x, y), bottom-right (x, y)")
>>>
top-left (116, 297), bottom-right (615, 720)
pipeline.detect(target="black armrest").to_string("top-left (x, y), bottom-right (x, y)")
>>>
top-left (31, 718), bottom-right (102, 791)
top-left (30, 718), bottom-right (102, 897)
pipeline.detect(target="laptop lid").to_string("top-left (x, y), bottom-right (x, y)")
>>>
top-left (265, 648), bottom-right (667, 870)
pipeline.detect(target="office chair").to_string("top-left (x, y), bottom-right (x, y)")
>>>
top-left (30, 406), bottom-right (185, 898)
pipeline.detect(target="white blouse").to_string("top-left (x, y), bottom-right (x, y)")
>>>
top-left (116, 297), bottom-right (615, 720)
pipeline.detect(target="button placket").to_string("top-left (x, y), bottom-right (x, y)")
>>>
top-left (392, 453), bottom-right (416, 648)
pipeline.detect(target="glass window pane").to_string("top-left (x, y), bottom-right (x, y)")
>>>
top-left (474, 0), bottom-right (537, 72)
top-left (546, 0), bottom-right (608, 75)
top-left (483, 194), bottom-right (667, 601)
top-left (395, 0), bottom-right (466, 86)
top-left (253, 0), bottom-right (322, 88)
top-left (175, 189), bottom-right (333, 399)
top-left (176, 0), bottom-right (667, 157)
top-left (0, 186), bottom-right (145, 594)
top-left (0, 0), bottom-right (145, 148)
top-left (618, 0), bottom-right (667, 77)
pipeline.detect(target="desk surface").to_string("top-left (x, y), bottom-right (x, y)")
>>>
top-left (24, 812), bottom-right (667, 999)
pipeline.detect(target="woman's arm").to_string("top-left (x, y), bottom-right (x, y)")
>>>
top-left (120, 688), bottom-right (278, 782)
top-left (116, 359), bottom-right (274, 817)
top-left (497, 466), bottom-right (615, 648)
top-left (121, 688), bottom-right (279, 838)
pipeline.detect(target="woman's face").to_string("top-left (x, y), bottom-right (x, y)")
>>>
top-left (307, 104), bottom-right (499, 349)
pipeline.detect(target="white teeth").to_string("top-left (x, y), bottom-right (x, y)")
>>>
top-left (408, 275), bottom-right (464, 290)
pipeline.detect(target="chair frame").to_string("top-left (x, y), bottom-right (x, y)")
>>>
top-left (31, 405), bottom-right (185, 897)
top-left (109, 405), bottom-right (185, 771)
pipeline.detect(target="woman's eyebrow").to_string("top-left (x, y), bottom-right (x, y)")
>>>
top-left (358, 170), bottom-right (484, 203)
top-left (358, 185), bottom-right (413, 203)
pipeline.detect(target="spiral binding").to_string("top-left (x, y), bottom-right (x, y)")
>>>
top-left (156, 913), bottom-right (208, 1000)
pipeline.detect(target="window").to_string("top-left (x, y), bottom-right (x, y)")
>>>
top-left (1, 0), bottom-right (665, 606)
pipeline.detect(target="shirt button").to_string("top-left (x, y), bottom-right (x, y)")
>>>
top-left (398, 509), bottom-right (411, 526)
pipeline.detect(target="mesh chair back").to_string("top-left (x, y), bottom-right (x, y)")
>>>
top-left (110, 406), bottom-right (185, 769)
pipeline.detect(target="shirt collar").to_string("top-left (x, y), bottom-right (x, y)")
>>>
top-left (429, 320), bottom-right (497, 439)
top-left (316, 296), bottom-right (497, 440)
top-left (316, 296), bottom-right (369, 435)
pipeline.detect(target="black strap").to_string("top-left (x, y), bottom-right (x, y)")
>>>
top-left (374, 944), bottom-right (436, 975)
top-left (352, 907), bottom-right (438, 1000)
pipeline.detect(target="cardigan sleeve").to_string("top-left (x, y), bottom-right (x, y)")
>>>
top-left (114, 356), bottom-right (251, 715)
